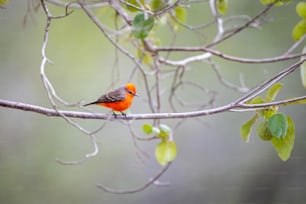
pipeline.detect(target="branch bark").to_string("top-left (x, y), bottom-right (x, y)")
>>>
top-left (1, 95), bottom-right (305, 120)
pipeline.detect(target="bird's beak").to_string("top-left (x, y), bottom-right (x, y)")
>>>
top-left (134, 93), bottom-right (139, 96)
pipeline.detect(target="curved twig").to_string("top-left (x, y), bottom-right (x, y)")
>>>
top-left (96, 162), bottom-right (172, 194)
top-left (156, 46), bottom-right (306, 64)
top-left (45, 0), bottom-right (109, 9)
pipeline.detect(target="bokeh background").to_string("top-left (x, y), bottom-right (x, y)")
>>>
top-left (1, 1), bottom-right (306, 203)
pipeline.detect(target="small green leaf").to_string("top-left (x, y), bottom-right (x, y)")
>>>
top-left (296, 1), bottom-right (306, 19)
top-left (274, 1), bottom-right (285, 6)
top-left (286, 98), bottom-right (306, 105)
top-left (151, 0), bottom-right (166, 11)
top-left (247, 96), bottom-right (267, 117)
top-left (260, 0), bottom-right (273, 5)
top-left (267, 113), bottom-right (288, 138)
top-left (137, 48), bottom-right (152, 64)
top-left (262, 107), bottom-right (278, 119)
top-left (143, 123), bottom-right (153, 134)
top-left (271, 116), bottom-right (295, 161)
top-left (174, 6), bottom-right (187, 23)
top-left (247, 96), bottom-right (264, 104)
top-left (247, 96), bottom-right (277, 118)
top-left (240, 115), bottom-right (259, 143)
top-left (158, 124), bottom-right (171, 141)
top-left (132, 13), bottom-right (154, 39)
top-left (216, 0), bottom-right (228, 15)
top-left (155, 141), bottom-right (177, 165)
top-left (292, 19), bottom-right (306, 41)
top-left (152, 127), bottom-right (161, 136)
top-left (0, 0), bottom-right (9, 6)
top-left (169, 6), bottom-right (187, 31)
top-left (260, 0), bottom-right (291, 6)
top-left (159, 124), bottom-right (171, 133)
top-left (265, 83), bottom-right (283, 102)
top-left (124, 0), bottom-right (144, 12)
top-left (256, 121), bottom-right (273, 141)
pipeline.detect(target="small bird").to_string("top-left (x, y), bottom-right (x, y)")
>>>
top-left (84, 83), bottom-right (138, 116)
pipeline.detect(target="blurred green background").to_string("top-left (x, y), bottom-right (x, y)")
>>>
top-left (1, 1), bottom-right (306, 204)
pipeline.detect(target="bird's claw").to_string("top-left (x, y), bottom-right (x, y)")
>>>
top-left (112, 112), bottom-right (127, 118)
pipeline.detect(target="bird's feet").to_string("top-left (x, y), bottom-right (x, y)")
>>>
top-left (112, 112), bottom-right (127, 118)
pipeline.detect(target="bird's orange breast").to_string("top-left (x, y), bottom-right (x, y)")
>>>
top-left (97, 93), bottom-right (133, 112)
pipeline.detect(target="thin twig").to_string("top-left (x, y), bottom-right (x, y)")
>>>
top-left (96, 162), bottom-right (172, 194)
top-left (233, 59), bottom-right (306, 104)
top-left (77, 0), bottom-right (155, 113)
top-left (45, 0), bottom-right (109, 9)
top-left (207, 3), bottom-right (275, 47)
top-left (156, 46), bottom-right (306, 64)
top-left (208, 59), bottom-right (250, 93)
top-left (40, 0), bottom-right (100, 165)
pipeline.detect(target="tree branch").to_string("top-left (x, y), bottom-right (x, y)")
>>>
top-left (155, 46), bottom-right (306, 64)
top-left (1, 95), bottom-right (305, 120)
top-left (45, 0), bottom-right (109, 9)
top-left (207, 3), bottom-right (275, 47)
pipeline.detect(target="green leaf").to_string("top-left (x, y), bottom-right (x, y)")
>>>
top-left (240, 115), bottom-right (258, 143)
top-left (155, 141), bottom-right (177, 165)
top-left (260, 0), bottom-right (291, 6)
top-left (247, 96), bottom-right (277, 118)
top-left (175, 6), bottom-right (187, 23)
top-left (159, 124), bottom-right (171, 133)
top-left (151, 0), bottom-right (166, 11)
top-left (170, 6), bottom-right (187, 31)
top-left (260, 0), bottom-right (274, 5)
top-left (137, 48), bottom-right (152, 64)
top-left (262, 107), bottom-right (278, 119)
top-left (247, 96), bottom-right (268, 117)
top-left (132, 13), bottom-right (154, 39)
top-left (124, 0), bottom-right (144, 12)
top-left (247, 96), bottom-right (264, 104)
top-left (0, 0), bottom-right (9, 6)
top-left (143, 123), bottom-right (153, 134)
top-left (265, 83), bottom-right (283, 102)
top-left (300, 46), bottom-right (306, 88)
top-left (216, 0), bottom-right (228, 15)
top-left (158, 124), bottom-right (171, 141)
top-left (152, 127), bottom-right (161, 136)
top-left (267, 113), bottom-right (288, 138)
top-left (286, 98), bottom-right (306, 105)
top-left (274, 1), bottom-right (285, 6)
top-left (292, 19), bottom-right (306, 41)
top-left (271, 116), bottom-right (295, 161)
top-left (296, 1), bottom-right (306, 19)
top-left (256, 121), bottom-right (273, 141)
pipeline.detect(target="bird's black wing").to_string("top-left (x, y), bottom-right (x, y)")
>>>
top-left (96, 87), bottom-right (126, 103)
top-left (83, 86), bottom-right (127, 106)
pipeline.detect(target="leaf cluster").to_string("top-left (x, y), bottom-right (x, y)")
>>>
top-left (143, 123), bottom-right (177, 165)
top-left (125, 0), bottom-right (187, 40)
top-left (240, 83), bottom-right (297, 161)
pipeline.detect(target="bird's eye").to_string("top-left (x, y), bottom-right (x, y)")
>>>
top-left (128, 91), bottom-right (134, 95)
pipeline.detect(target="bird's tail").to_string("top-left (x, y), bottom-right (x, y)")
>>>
top-left (83, 101), bottom-right (98, 106)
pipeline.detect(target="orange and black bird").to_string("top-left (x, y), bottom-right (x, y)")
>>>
top-left (84, 83), bottom-right (138, 116)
